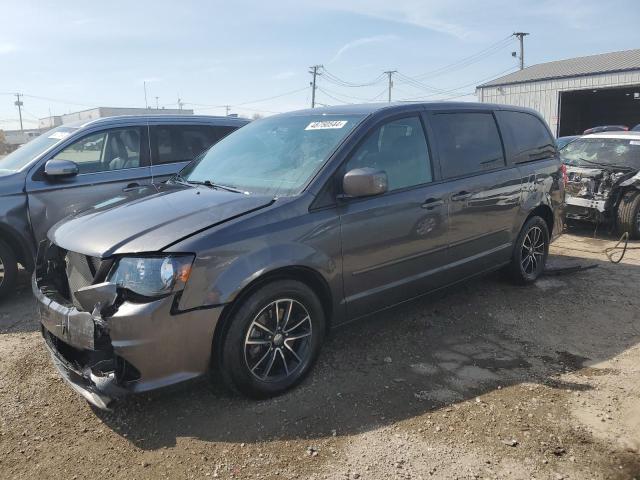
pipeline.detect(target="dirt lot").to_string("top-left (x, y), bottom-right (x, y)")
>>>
top-left (1, 229), bottom-right (640, 480)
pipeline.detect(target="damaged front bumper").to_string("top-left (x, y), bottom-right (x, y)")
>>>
top-left (34, 275), bottom-right (224, 410)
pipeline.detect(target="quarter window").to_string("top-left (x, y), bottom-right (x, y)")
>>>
top-left (496, 111), bottom-right (556, 162)
top-left (52, 127), bottom-right (142, 174)
top-left (345, 117), bottom-right (432, 191)
top-left (431, 112), bottom-right (505, 179)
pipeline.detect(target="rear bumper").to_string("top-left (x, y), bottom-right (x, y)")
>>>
top-left (34, 276), bottom-right (224, 409)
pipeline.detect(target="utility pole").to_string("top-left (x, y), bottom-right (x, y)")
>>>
top-left (513, 32), bottom-right (529, 70)
top-left (309, 65), bottom-right (322, 108)
top-left (177, 96), bottom-right (184, 110)
top-left (384, 70), bottom-right (397, 102)
top-left (155, 96), bottom-right (159, 109)
top-left (14, 93), bottom-right (24, 132)
top-left (225, 105), bottom-right (231, 116)
top-left (143, 81), bottom-right (149, 108)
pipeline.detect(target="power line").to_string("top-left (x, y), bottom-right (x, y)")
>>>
top-left (184, 86), bottom-right (309, 111)
top-left (397, 65), bottom-right (519, 101)
top-left (321, 68), bottom-right (386, 88)
top-left (412, 35), bottom-right (516, 80)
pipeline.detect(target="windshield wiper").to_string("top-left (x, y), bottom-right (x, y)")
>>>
top-left (191, 180), bottom-right (249, 194)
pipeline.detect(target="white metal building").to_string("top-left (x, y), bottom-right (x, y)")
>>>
top-left (476, 49), bottom-right (640, 136)
top-left (38, 106), bottom-right (194, 129)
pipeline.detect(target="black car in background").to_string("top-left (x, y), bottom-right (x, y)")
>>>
top-left (34, 102), bottom-right (564, 408)
top-left (0, 115), bottom-right (248, 297)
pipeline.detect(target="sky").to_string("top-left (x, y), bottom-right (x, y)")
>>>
top-left (0, 0), bottom-right (638, 130)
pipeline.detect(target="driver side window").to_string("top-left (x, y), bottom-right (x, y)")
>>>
top-left (53, 128), bottom-right (142, 174)
top-left (345, 116), bottom-right (432, 191)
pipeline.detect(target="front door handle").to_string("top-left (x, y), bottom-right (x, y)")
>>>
top-left (123, 182), bottom-right (140, 191)
top-left (451, 191), bottom-right (472, 201)
top-left (421, 198), bottom-right (444, 210)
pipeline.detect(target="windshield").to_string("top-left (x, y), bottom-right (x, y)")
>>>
top-left (561, 137), bottom-right (640, 170)
top-left (0, 126), bottom-right (78, 173)
top-left (181, 113), bottom-right (365, 196)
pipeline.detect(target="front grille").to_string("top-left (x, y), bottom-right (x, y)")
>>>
top-left (65, 252), bottom-right (95, 308)
top-left (36, 241), bottom-right (103, 310)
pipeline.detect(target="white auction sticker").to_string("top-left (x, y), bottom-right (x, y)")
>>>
top-left (48, 131), bottom-right (71, 140)
top-left (305, 120), bottom-right (348, 130)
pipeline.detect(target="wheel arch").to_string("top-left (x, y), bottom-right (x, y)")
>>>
top-left (210, 265), bottom-right (334, 367)
top-left (525, 204), bottom-right (554, 236)
top-left (0, 223), bottom-right (34, 272)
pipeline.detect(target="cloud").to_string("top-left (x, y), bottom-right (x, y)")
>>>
top-left (329, 34), bottom-right (398, 63)
top-left (72, 18), bottom-right (96, 26)
top-left (273, 70), bottom-right (296, 80)
top-left (138, 77), bottom-right (162, 85)
top-left (309, 0), bottom-right (472, 39)
top-left (0, 43), bottom-right (17, 55)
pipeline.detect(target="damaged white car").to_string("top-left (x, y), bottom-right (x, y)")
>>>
top-left (563, 132), bottom-right (640, 238)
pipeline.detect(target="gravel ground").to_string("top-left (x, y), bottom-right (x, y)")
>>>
top-left (1, 228), bottom-right (639, 479)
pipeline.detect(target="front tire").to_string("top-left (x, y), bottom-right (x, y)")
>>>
top-left (0, 240), bottom-right (18, 299)
top-left (218, 279), bottom-right (325, 398)
top-left (616, 191), bottom-right (640, 240)
top-left (509, 216), bottom-right (549, 284)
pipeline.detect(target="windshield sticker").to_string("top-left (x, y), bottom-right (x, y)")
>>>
top-left (305, 120), bottom-right (348, 131)
top-left (48, 131), bottom-right (71, 140)
top-left (630, 141), bottom-right (640, 146)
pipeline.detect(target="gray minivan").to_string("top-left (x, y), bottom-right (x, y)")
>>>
top-left (0, 115), bottom-right (248, 297)
top-left (34, 102), bottom-right (564, 408)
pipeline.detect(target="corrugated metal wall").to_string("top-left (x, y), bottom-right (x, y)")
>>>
top-left (477, 70), bottom-right (640, 136)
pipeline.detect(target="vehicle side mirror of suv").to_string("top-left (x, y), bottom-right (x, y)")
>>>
top-left (44, 159), bottom-right (79, 178)
top-left (342, 167), bottom-right (388, 198)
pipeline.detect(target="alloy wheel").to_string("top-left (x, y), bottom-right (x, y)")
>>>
top-left (521, 226), bottom-right (545, 275)
top-left (244, 298), bottom-right (313, 382)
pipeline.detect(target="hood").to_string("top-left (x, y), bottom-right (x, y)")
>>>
top-left (0, 171), bottom-right (25, 194)
top-left (49, 183), bottom-right (274, 257)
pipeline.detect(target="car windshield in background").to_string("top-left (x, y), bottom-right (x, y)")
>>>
top-left (0, 126), bottom-right (78, 174)
top-left (560, 137), bottom-right (640, 170)
top-left (181, 113), bottom-right (365, 196)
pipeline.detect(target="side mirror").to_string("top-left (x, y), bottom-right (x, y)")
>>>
top-left (44, 159), bottom-right (79, 178)
top-left (342, 167), bottom-right (388, 198)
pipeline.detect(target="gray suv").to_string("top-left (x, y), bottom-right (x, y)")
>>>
top-left (0, 115), bottom-right (248, 297)
top-left (34, 103), bottom-right (564, 408)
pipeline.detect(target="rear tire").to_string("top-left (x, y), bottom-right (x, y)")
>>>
top-left (616, 191), bottom-right (640, 240)
top-left (217, 279), bottom-right (325, 398)
top-left (509, 216), bottom-right (549, 284)
top-left (0, 240), bottom-right (18, 299)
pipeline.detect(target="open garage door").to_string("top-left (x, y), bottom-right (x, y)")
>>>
top-left (558, 85), bottom-right (640, 136)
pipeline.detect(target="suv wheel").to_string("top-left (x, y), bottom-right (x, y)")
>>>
top-left (509, 216), bottom-right (549, 284)
top-left (218, 279), bottom-right (325, 398)
top-left (616, 191), bottom-right (640, 240)
top-left (0, 240), bottom-right (18, 299)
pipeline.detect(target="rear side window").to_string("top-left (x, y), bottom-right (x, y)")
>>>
top-left (151, 125), bottom-right (236, 165)
top-left (496, 111), bottom-right (556, 163)
top-left (431, 112), bottom-right (505, 179)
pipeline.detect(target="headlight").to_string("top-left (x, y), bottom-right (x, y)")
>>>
top-left (108, 255), bottom-right (194, 298)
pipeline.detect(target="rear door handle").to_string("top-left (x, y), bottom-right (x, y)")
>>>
top-left (451, 191), bottom-right (472, 201)
top-left (421, 198), bottom-right (444, 210)
top-left (123, 182), bottom-right (140, 191)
